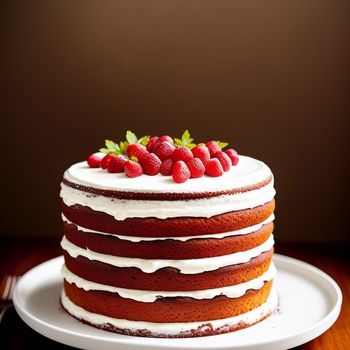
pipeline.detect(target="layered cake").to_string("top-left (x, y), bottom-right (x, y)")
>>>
top-left (60, 131), bottom-right (277, 337)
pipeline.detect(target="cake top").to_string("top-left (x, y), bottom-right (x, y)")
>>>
top-left (62, 130), bottom-right (273, 195)
top-left (64, 155), bottom-right (272, 194)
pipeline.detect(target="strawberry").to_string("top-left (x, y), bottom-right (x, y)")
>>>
top-left (87, 153), bottom-right (101, 168)
top-left (191, 145), bottom-right (210, 165)
top-left (146, 136), bottom-right (159, 152)
top-left (225, 148), bottom-right (239, 166)
top-left (160, 158), bottom-right (174, 176)
top-left (206, 141), bottom-right (221, 156)
top-left (213, 151), bottom-right (231, 172)
top-left (107, 155), bottom-right (127, 173)
top-left (187, 158), bottom-right (205, 178)
top-left (126, 143), bottom-right (149, 161)
top-left (205, 158), bottom-right (224, 177)
top-left (125, 160), bottom-right (143, 178)
top-left (100, 154), bottom-right (115, 169)
top-left (141, 153), bottom-right (161, 175)
top-left (155, 141), bottom-right (176, 161)
top-left (172, 161), bottom-right (190, 183)
top-left (159, 135), bottom-right (174, 144)
top-left (171, 146), bottom-right (193, 163)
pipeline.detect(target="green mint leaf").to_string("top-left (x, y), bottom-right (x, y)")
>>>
top-left (99, 148), bottom-right (123, 155)
top-left (119, 141), bottom-right (128, 153)
top-left (174, 130), bottom-right (196, 148)
top-left (126, 130), bottom-right (138, 145)
top-left (138, 135), bottom-right (150, 146)
top-left (182, 130), bottom-right (190, 141)
top-left (181, 130), bottom-right (196, 148)
top-left (174, 138), bottom-right (183, 147)
top-left (105, 139), bottom-right (120, 151)
top-left (217, 141), bottom-right (229, 149)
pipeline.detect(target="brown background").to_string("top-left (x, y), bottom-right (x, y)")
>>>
top-left (1, 0), bottom-right (349, 242)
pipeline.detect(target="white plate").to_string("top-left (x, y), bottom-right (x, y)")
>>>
top-left (13, 254), bottom-right (342, 350)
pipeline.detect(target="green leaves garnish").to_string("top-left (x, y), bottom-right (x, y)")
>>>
top-left (137, 135), bottom-right (150, 146)
top-left (125, 131), bottom-right (138, 145)
top-left (174, 130), bottom-right (196, 149)
top-left (99, 139), bottom-right (122, 155)
top-left (99, 130), bottom-right (228, 156)
top-left (99, 131), bottom-right (150, 155)
top-left (216, 141), bottom-right (229, 149)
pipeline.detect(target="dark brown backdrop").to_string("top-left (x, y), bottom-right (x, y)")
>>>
top-left (1, 1), bottom-right (349, 242)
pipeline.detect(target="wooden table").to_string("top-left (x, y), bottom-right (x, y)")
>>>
top-left (0, 237), bottom-right (349, 349)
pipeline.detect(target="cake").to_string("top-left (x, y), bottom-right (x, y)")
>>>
top-left (59, 131), bottom-right (277, 338)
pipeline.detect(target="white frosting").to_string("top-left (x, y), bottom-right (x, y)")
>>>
top-left (61, 287), bottom-right (278, 335)
top-left (62, 263), bottom-right (276, 302)
top-left (63, 155), bottom-right (272, 193)
top-left (60, 181), bottom-right (275, 220)
top-left (61, 234), bottom-right (274, 274)
top-left (61, 213), bottom-right (274, 241)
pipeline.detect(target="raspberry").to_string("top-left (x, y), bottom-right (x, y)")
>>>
top-left (206, 141), bottom-right (221, 156)
top-left (87, 153), bottom-right (101, 168)
top-left (172, 161), bottom-right (190, 183)
top-left (159, 135), bottom-right (174, 144)
top-left (213, 151), bottom-right (231, 172)
top-left (191, 145), bottom-right (210, 165)
top-left (160, 158), bottom-right (174, 176)
top-left (225, 148), bottom-right (239, 166)
top-left (205, 158), bottom-right (224, 177)
top-left (107, 155), bottom-right (127, 173)
top-left (124, 160), bottom-right (143, 178)
top-left (187, 158), bottom-right (205, 178)
top-left (100, 154), bottom-right (115, 169)
top-left (155, 141), bottom-right (176, 161)
top-left (141, 153), bottom-right (161, 175)
top-left (171, 147), bottom-right (193, 163)
top-left (126, 144), bottom-right (149, 161)
top-left (146, 136), bottom-right (159, 152)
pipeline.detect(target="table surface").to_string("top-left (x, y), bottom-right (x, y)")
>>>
top-left (0, 237), bottom-right (349, 350)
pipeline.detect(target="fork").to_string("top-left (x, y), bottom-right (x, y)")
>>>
top-left (0, 275), bottom-right (19, 323)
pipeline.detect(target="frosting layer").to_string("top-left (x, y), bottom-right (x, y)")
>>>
top-left (61, 234), bottom-right (274, 274)
top-left (60, 181), bottom-right (275, 220)
top-left (62, 213), bottom-right (274, 242)
top-left (61, 287), bottom-right (278, 336)
top-left (62, 263), bottom-right (276, 302)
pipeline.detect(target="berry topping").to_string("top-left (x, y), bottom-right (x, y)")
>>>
top-left (225, 148), bottom-right (239, 166)
top-left (172, 161), bottom-right (191, 183)
top-left (107, 155), bottom-right (127, 173)
top-left (187, 158), bottom-right (205, 178)
top-left (146, 136), bottom-right (159, 152)
top-left (205, 158), bottom-right (224, 177)
top-left (100, 154), bottom-right (115, 169)
top-left (92, 130), bottom-right (235, 182)
top-left (171, 146), bottom-right (194, 163)
top-left (206, 141), bottom-right (221, 156)
top-left (191, 145), bottom-right (210, 165)
top-left (141, 153), bottom-right (162, 176)
top-left (213, 151), bottom-right (231, 172)
top-left (124, 160), bottom-right (143, 178)
top-left (126, 143), bottom-right (149, 161)
top-left (87, 153), bottom-right (101, 168)
top-left (155, 141), bottom-right (176, 161)
top-left (160, 158), bottom-right (174, 176)
top-left (159, 135), bottom-right (174, 144)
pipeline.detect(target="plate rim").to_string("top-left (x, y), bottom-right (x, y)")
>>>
top-left (13, 253), bottom-right (343, 350)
